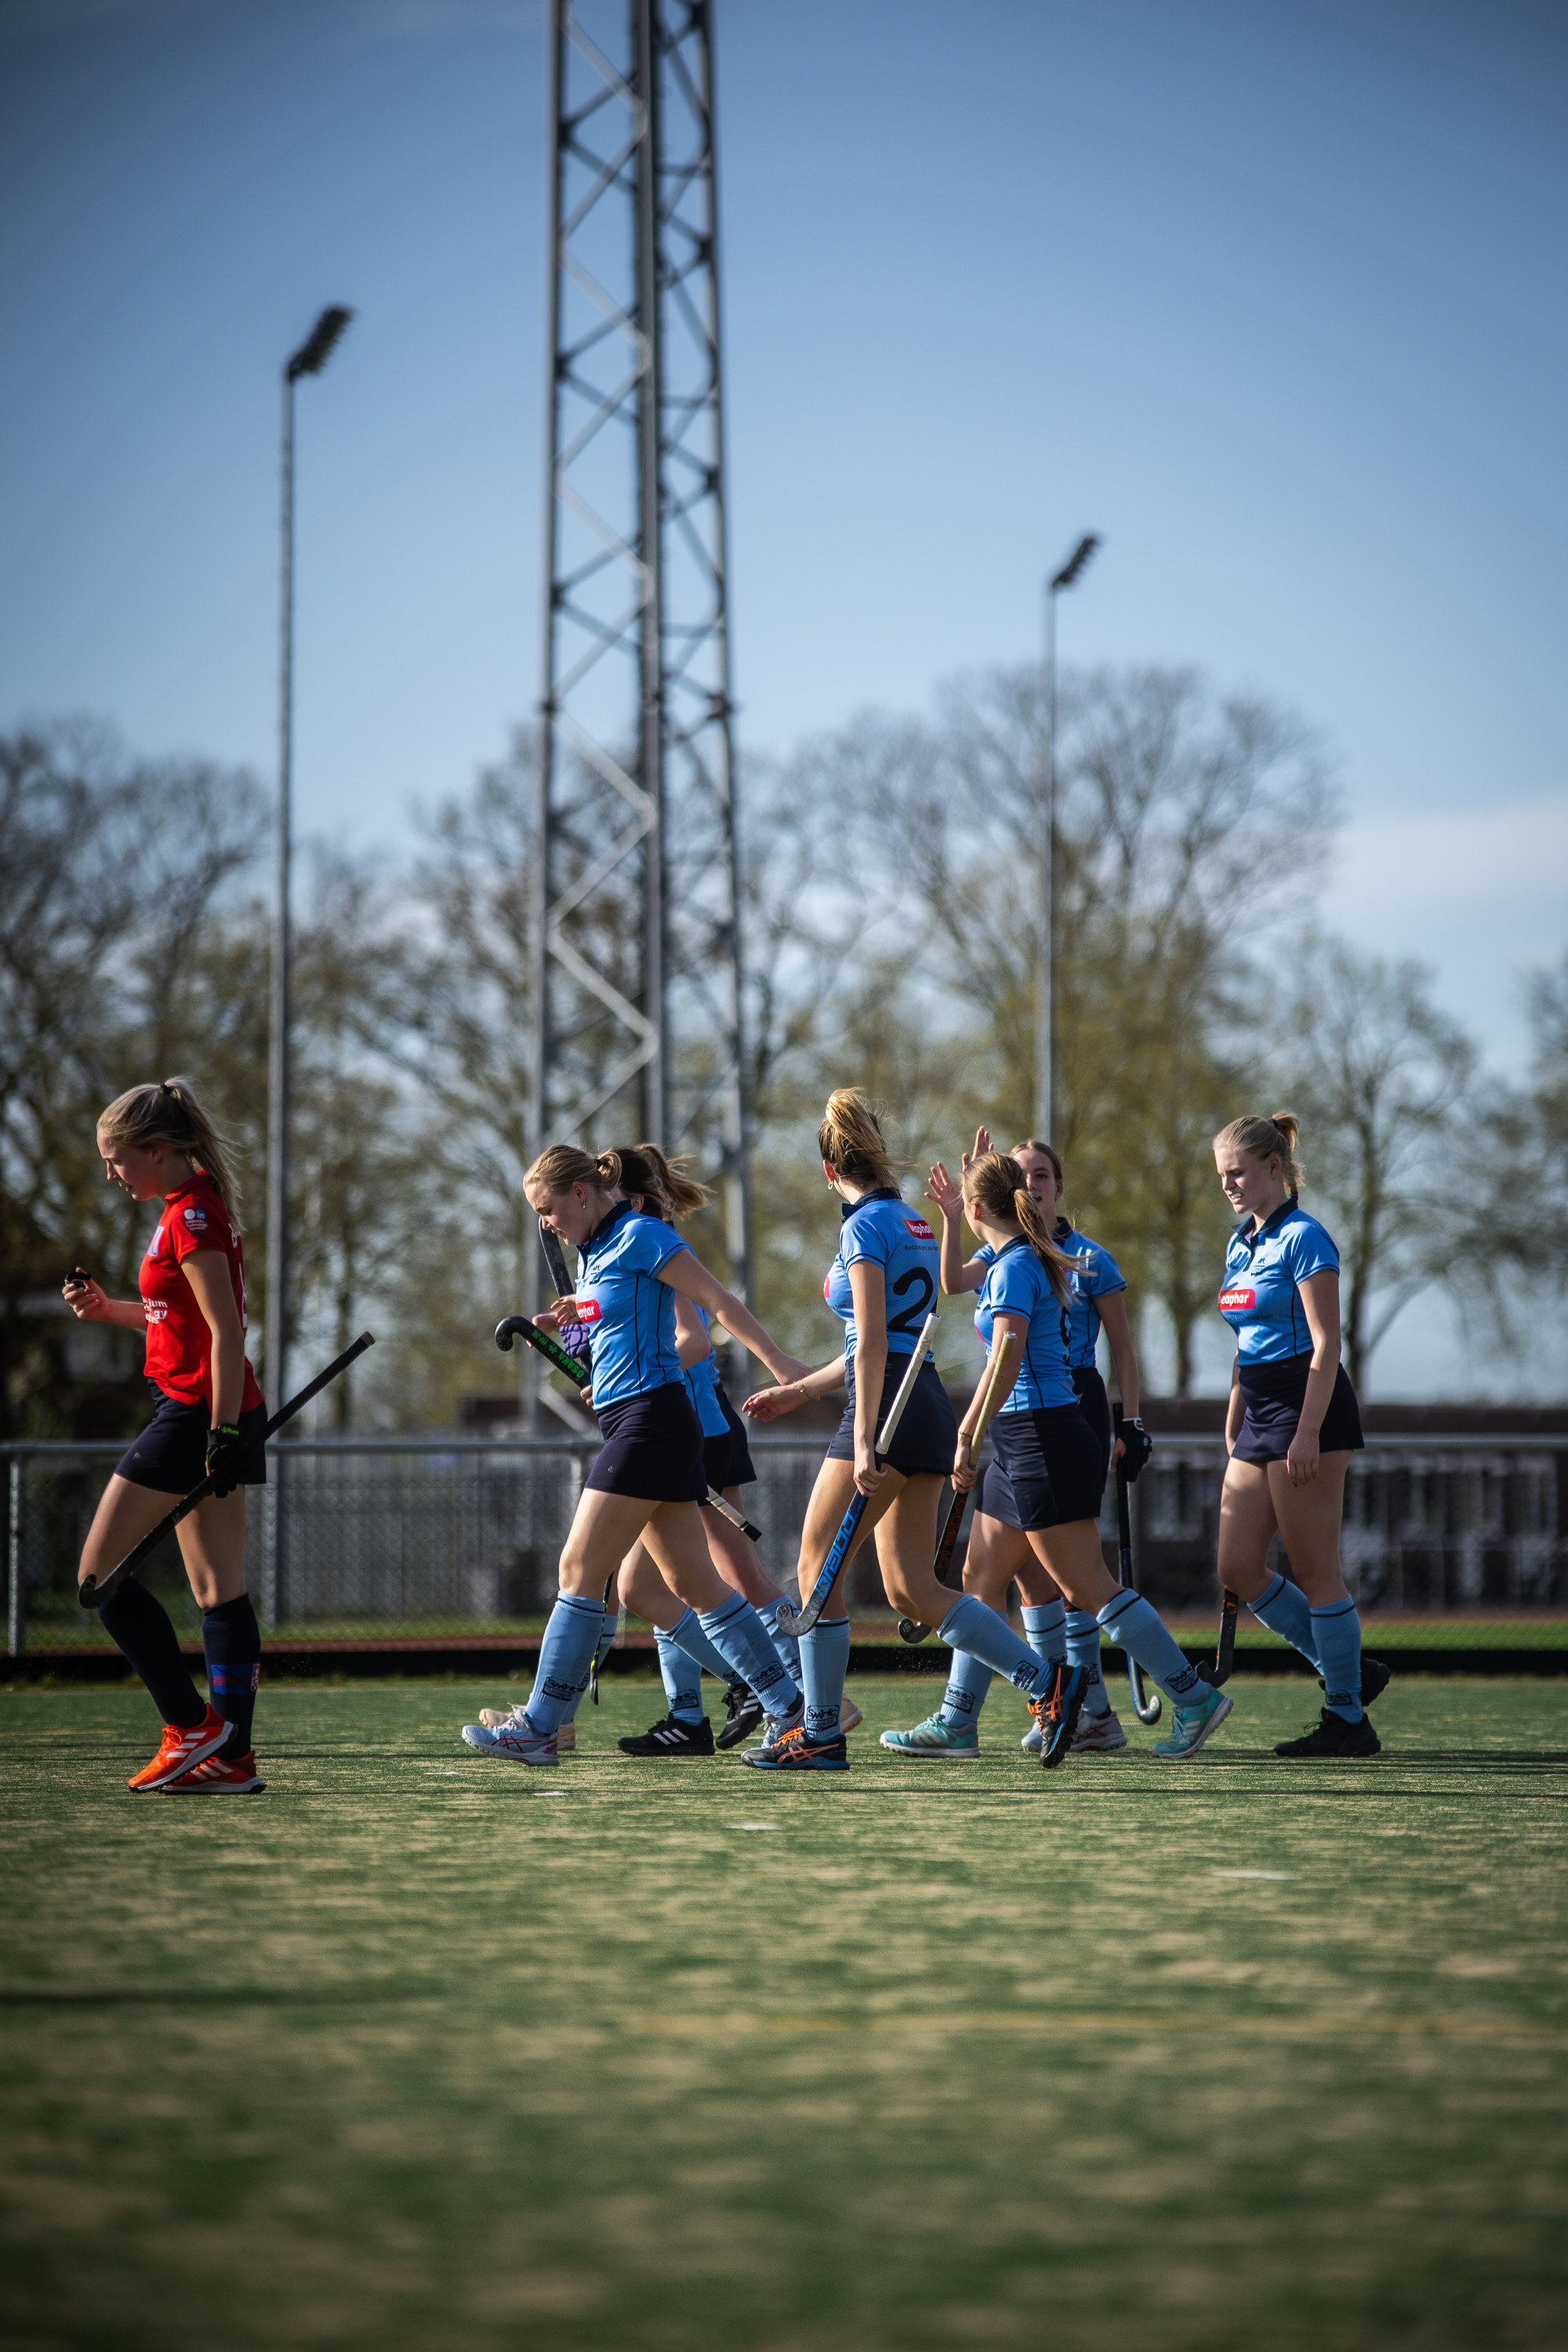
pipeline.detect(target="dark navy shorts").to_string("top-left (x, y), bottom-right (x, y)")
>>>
top-left (976, 1404), bottom-right (1103, 1532)
top-left (702, 1383), bottom-right (757, 1494)
top-left (115, 1383), bottom-right (268, 1497)
top-left (1070, 1363), bottom-right (1112, 1483)
top-left (587, 1381), bottom-right (707, 1501)
top-left (1232, 1352), bottom-right (1364, 1465)
top-left (826, 1356), bottom-right (956, 1478)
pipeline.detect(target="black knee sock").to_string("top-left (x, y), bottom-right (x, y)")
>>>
top-left (202, 1592), bottom-right (261, 1755)
top-left (99, 1577), bottom-right (205, 1729)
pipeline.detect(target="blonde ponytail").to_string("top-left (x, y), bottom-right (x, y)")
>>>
top-left (1213, 1111), bottom-right (1304, 1195)
top-left (818, 1088), bottom-right (897, 1189)
top-left (963, 1151), bottom-right (1078, 1304)
top-left (98, 1077), bottom-right (244, 1224)
top-left (603, 1142), bottom-right (709, 1222)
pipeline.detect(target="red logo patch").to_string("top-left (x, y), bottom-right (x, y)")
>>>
top-left (903, 1218), bottom-right (935, 1241)
top-left (575, 1299), bottom-right (603, 1323)
top-left (1218, 1287), bottom-right (1254, 1312)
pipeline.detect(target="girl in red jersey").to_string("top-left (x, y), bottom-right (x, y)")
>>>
top-left (64, 1079), bottom-right (268, 1794)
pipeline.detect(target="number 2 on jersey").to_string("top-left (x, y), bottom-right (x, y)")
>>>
top-left (887, 1265), bottom-right (935, 1341)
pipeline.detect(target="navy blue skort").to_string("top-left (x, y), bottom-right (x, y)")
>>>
top-left (586, 1381), bottom-right (707, 1501)
top-left (976, 1403), bottom-right (1104, 1532)
top-left (1070, 1363), bottom-right (1112, 1483)
top-left (702, 1382), bottom-right (757, 1494)
top-left (1232, 1352), bottom-right (1363, 1465)
top-left (826, 1355), bottom-right (956, 1478)
top-left (115, 1382), bottom-right (268, 1497)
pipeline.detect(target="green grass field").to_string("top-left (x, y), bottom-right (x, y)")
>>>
top-left (3, 1673), bottom-right (1566, 2351)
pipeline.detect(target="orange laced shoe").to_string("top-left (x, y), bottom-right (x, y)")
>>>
top-left (127, 1704), bottom-right (230, 1793)
top-left (161, 1748), bottom-right (265, 1794)
top-left (1029, 1661), bottom-right (1090, 1770)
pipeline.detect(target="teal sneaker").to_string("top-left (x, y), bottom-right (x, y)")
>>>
top-left (1150, 1682), bottom-right (1232, 1762)
top-left (879, 1713), bottom-right (980, 1761)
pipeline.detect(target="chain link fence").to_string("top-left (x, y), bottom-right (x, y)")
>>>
top-left (5, 1432), bottom-right (1567, 1654)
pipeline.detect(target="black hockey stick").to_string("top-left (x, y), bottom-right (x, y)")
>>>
top-left (774, 1312), bottom-right (939, 1637)
top-left (1199, 1586), bottom-right (1240, 1687)
top-left (898, 1483), bottom-right (967, 1645)
top-left (494, 1316), bottom-right (763, 1542)
top-left (78, 1330), bottom-right (376, 1609)
top-left (538, 1217), bottom-right (574, 1300)
top-left (1113, 1404), bottom-right (1161, 1725)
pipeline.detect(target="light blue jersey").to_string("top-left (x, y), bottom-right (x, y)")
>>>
top-left (823, 1187), bottom-right (939, 1363)
top-left (978, 1221), bottom-right (1123, 1370)
top-left (681, 1301), bottom-right (728, 1438)
top-left (1218, 1201), bottom-right (1339, 1363)
top-left (573, 1200), bottom-right (691, 1408)
top-left (973, 1238), bottom-right (1076, 1412)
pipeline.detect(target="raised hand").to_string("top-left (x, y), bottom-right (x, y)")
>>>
top-left (926, 1160), bottom-right (963, 1221)
top-left (960, 1126), bottom-right (992, 1174)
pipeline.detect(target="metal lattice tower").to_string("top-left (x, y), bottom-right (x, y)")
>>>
top-left (532, 0), bottom-right (750, 1294)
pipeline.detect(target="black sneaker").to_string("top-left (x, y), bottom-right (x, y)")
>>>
top-left (1317, 1656), bottom-right (1393, 1708)
top-left (716, 1682), bottom-right (764, 1751)
top-left (1275, 1708), bottom-right (1381, 1759)
top-left (617, 1712), bottom-right (716, 1758)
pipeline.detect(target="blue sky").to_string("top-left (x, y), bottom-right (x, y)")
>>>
top-left (3, 0), bottom-right (1565, 1390)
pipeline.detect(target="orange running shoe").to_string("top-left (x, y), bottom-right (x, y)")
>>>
top-left (127, 1704), bottom-right (230, 1793)
top-left (162, 1748), bottom-right (265, 1794)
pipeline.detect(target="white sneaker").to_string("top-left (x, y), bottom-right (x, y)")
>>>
top-left (463, 1717), bottom-right (560, 1766)
top-left (753, 1700), bottom-right (805, 1755)
top-left (839, 1699), bottom-right (864, 1737)
top-left (1020, 1724), bottom-right (1043, 1754)
top-left (477, 1706), bottom-right (574, 1751)
top-left (1070, 1708), bottom-right (1128, 1753)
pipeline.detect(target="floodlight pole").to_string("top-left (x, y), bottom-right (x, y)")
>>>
top-left (1035, 532), bottom-right (1100, 1142)
top-left (263, 304), bottom-right (351, 1624)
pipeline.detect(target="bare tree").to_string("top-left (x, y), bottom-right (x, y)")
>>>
top-left (1271, 935), bottom-right (1478, 1391)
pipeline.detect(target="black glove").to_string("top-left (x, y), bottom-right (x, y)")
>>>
top-left (1118, 1418), bottom-right (1153, 1483)
top-left (205, 1423), bottom-right (249, 1498)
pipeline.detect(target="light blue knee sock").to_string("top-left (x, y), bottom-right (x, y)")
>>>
top-left (758, 1597), bottom-right (803, 1686)
top-left (935, 1593), bottom-right (1058, 1700)
top-left (1312, 1597), bottom-right (1364, 1722)
top-left (655, 1624), bottom-right (707, 1722)
top-left (800, 1614), bottom-right (851, 1740)
top-left (1250, 1570), bottom-right (1320, 1668)
top-left (523, 1593), bottom-right (605, 1736)
top-left (1022, 1600), bottom-right (1068, 1665)
top-left (666, 1603), bottom-right (732, 1683)
top-left (938, 1646), bottom-right (994, 1730)
top-left (1063, 1607), bottom-right (1109, 1716)
top-left (1095, 1589), bottom-right (1205, 1707)
top-left (696, 1595), bottom-right (801, 1719)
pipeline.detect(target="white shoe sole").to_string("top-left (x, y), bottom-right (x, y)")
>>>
top-left (1150, 1690), bottom-right (1233, 1762)
top-left (474, 1711), bottom-right (574, 1751)
top-left (129, 1721), bottom-right (232, 1792)
top-left (878, 1737), bottom-right (980, 1761)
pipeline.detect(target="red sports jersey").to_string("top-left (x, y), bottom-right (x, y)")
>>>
top-left (139, 1174), bottom-right (264, 1412)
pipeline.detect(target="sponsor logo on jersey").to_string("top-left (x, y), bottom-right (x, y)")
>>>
top-left (902, 1218), bottom-right (935, 1240)
top-left (1218, 1286), bottom-right (1255, 1312)
top-left (182, 1207), bottom-right (209, 1229)
top-left (575, 1298), bottom-right (603, 1323)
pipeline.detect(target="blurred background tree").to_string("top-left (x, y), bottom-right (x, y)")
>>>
top-left (3, 681), bottom-right (1560, 1431)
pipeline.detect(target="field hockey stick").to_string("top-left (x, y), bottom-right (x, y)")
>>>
top-left (78, 1330), bottom-right (376, 1609)
top-left (1200, 1586), bottom-right (1239, 1686)
top-left (494, 1316), bottom-right (764, 1541)
top-left (775, 1312), bottom-right (940, 1637)
top-left (1112, 1405), bottom-right (1162, 1725)
top-left (538, 1218), bottom-right (575, 1298)
top-left (897, 1484), bottom-right (967, 1644)
top-left (894, 1327), bottom-right (1018, 1643)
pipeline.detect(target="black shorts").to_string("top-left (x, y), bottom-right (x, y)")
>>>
top-left (977, 1404), bottom-right (1103, 1531)
top-left (587, 1381), bottom-right (707, 1501)
top-left (826, 1356), bottom-right (956, 1478)
top-left (115, 1384), bottom-right (268, 1497)
top-left (702, 1382), bottom-right (757, 1494)
top-left (1232, 1352), bottom-right (1364, 1465)
top-left (1070, 1363), bottom-right (1112, 1483)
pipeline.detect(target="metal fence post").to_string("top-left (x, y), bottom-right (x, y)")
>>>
top-left (8, 1454), bottom-right (25, 1657)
